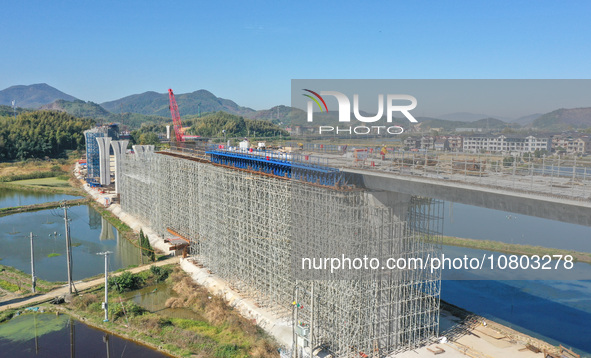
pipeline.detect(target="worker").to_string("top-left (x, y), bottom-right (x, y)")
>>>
top-left (380, 145), bottom-right (387, 160)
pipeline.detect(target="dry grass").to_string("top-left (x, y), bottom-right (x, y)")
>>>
top-left (71, 293), bottom-right (100, 310)
top-left (163, 267), bottom-right (279, 357)
top-left (0, 159), bottom-right (72, 177)
top-left (66, 266), bottom-right (279, 357)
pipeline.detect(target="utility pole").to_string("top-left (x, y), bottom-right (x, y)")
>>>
top-left (12, 100), bottom-right (16, 120)
top-left (97, 251), bottom-right (112, 322)
top-left (30, 232), bottom-right (36, 293)
top-left (61, 201), bottom-right (73, 294)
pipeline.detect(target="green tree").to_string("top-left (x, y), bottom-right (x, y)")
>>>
top-left (503, 156), bottom-right (515, 167)
top-left (0, 110), bottom-right (93, 161)
top-left (139, 229), bottom-right (156, 262)
top-left (187, 111), bottom-right (287, 138)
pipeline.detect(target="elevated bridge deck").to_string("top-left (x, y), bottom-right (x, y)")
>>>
top-left (164, 146), bottom-right (591, 226)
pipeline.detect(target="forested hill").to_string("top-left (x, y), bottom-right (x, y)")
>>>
top-left (40, 99), bottom-right (170, 128)
top-left (187, 111), bottom-right (288, 137)
top-left (101, 89), bottom-right (256, 117)
top-left (0, 111), bottom-right (93, 161)
top-left (40, 99), bottom-right (111, 119)
top-left (0, 104), bottom-right (31, 117)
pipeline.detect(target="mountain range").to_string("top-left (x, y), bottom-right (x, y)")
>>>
top-left (1, 83), bottom-right (590, 131)
top-left (0, 83), bottom-right (77, 108)
top-left (100, 89), bottom-right (256, 118)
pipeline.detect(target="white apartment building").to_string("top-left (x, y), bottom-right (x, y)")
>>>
top-left (463, 134), bottom-right (551, 154)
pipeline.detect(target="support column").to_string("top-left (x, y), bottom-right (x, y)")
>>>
top-left (96, 137), bottom-right (112, 186)
top-left (132, 145), bottom-right (155, 159)
top-left (111, 140), bottom-right (129, 194)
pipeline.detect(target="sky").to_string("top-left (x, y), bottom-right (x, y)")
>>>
top-left (1, 0), bottom-right (591, 110)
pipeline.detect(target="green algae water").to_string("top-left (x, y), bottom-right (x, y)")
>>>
top-left (0, 313), bottom-right (169, 357)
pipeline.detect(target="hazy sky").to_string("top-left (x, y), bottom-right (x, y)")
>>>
top-left (2, 1), bottom-right (591, 110)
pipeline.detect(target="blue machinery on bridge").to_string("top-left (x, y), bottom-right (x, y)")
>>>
top-left (205, 148), bottom-right (347, 187)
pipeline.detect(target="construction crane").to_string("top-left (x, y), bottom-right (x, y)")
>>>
top-left (168, 88), bottom-right (184, 142)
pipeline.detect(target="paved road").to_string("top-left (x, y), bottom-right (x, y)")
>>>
top-left (0, 256), bottom-right (179, 312)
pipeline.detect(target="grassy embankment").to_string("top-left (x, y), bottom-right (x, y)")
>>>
top-left (0, 154), bottom-right (84, 196)
top-left (2, 266), bottom-right (279, 357)
top-left (0, 264), bottom-right (62, 299)
top-left (439, 235), bottom-right (591, 264)
top-left (0, 197), bottom-right (89, 216)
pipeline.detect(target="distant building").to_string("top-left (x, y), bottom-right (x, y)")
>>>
top-left (446, 135), bottom-right (463, 152)
top-left (406, 135), bottom-right (461, 151)
top-left (434, 138), bottom-right (449, 151)
top-left (404, 136), bottom-right (421, 149)
top-left (420, 136), bottom-right (436, 150)
top-left (463, 134), bottom-right (551, 154)
top-left (552, 134), bottom-right (591, 154)
top-left (455, 128), bottom-right (483, 133)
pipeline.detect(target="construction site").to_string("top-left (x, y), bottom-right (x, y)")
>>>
top-left (77, 90), bottom-right (443, 357)
top-left (116, 143), bottom-right (443, 357)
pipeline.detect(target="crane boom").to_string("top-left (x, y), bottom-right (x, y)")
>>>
top-left (168, 89), bottom-right (184, 142)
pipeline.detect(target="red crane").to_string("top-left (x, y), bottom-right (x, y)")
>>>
top-left (168, 88), bottom-right (184, 142)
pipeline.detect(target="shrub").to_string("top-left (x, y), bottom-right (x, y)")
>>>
top-left (150, 265), bottom-right (172, 282)
top-left (215, 344), bottom-right (239, 358)
top-left (109, 301), bottom-right (146, 319)
top-left (503, 156), bottom-right (515, 167)
top-left (0, 279), bottom-right (19, 292)
top-left (72, 293), bottom-right (99, 310)
top-left (108, 271), bottom-right (145, 293)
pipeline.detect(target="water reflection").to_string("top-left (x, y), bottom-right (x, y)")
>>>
top-left (0, 313), bottom-right (168, 357)
top-left (100, 217), bottom-right (115, 241)
top-left (0, 188), bottom-right (80, 209)
top-left (121, 283), bottom-right (202, 320)
top-left (444, 202), bottom-right (591, 253)
top-left (442, 202), bottom-right (591, 356)
top-left (0, 205), bottom-right (141, 281)
top-left (88, 205), bottom-right (101, 230)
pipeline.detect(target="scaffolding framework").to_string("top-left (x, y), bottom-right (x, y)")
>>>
top-left (84, 129), bottom-right (104, 181)
top-left (119, 150), bottom-right (442, 357)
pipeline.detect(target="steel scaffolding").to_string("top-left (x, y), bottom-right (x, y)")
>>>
top-left (119, 150), bottom-right (442, 357)
top-left (84, 129), bottom-right (104, 181)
